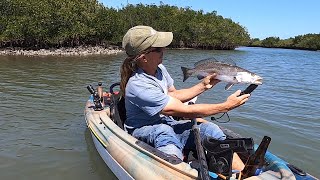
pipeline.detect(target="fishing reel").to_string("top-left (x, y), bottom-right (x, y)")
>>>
top-left (207, 149), bottom-right (233, 177)
top-left (87, 84), bottom-right (104, 111)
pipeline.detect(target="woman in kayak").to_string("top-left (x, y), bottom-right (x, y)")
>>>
top-left (120, 25), bottom-right (249, 170)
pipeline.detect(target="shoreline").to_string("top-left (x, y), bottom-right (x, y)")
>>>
top-left (0, 46), bottom-right (123, 56)
top-left (0, 46), bottom-right (195, 56)
top-left (1, 46), bottom-right (316, 56)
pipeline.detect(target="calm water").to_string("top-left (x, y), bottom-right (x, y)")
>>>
top-left (0, 47), bottom-right (319, 179)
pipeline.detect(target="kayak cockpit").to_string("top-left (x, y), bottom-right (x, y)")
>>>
top-left (85, 82), bottom-right (317, 180)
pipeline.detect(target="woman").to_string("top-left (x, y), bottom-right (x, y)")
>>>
top-left (120, 25), bottom-right (249, 170)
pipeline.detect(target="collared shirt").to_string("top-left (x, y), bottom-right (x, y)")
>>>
top-left (125, 64), bottom-right (174, 130)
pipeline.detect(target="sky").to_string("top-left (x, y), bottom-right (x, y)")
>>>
top-left (99, 0), bottom-right (320, 40)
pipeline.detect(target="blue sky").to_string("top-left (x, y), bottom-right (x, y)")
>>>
top-left (99, 0), bottom-right (320, 40)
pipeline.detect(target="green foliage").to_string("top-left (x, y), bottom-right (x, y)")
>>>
top-left (261, 37), bottom-right (280, 47)
top-left (250, 34), bottom-right (320, 50)
top-left (293, 34), bottom-right (320, 50)
top-left (276, 38), bottom-right (294, 48)
top-left (0, 1), bottom-right (251, 50)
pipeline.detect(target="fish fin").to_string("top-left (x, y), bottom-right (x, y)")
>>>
top-left (225, 83), bottom-right (234, 90)
top-left (197, 74), bottom-right (206, 80)
top-left (194, 57), bottom-right (236, 68)
top-left (194, 57), bottom-right (220, 67)
top-left (181, 67), bottom-right (192, 82)
top-left (196, 71), bottom-right (210, 80)
top-left (223, 58), bottom-right (236, 66)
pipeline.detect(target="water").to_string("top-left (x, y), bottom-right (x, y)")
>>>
top-left (0, 47), bottom-right (319, 179)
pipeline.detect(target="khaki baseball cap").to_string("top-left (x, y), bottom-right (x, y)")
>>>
top-left (122, 25), bottom-right (173, 56)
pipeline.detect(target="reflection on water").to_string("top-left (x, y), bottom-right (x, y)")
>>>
top-left (0, 47), bottom-right (319, 179)
top-left (84, 129), bottom-right (117, 180)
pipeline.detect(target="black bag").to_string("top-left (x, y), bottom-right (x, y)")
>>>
top-left (202, 137), bottom-right (254, 177)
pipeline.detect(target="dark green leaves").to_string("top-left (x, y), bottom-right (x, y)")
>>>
top-left (0, 1), bottom-right (250, 49)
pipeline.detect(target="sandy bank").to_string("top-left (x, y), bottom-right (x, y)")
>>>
top-left (0, 46), bottom-right (123, 56)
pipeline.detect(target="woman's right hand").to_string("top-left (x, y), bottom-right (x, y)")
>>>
top-left (224, 90), bottom-right (250, 111)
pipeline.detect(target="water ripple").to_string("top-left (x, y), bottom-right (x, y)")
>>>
top-left (0, 48), bottom-right (319, 178)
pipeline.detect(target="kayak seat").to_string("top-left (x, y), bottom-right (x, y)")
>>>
top-left (110, 93), bottom-right (126, 129)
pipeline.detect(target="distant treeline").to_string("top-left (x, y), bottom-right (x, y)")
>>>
top-left (1, 1), bottom-right (319, 51)
top-left (0, 0), bottom-right (250, 50)
top-left (249, 34), bottom-right (320, 51)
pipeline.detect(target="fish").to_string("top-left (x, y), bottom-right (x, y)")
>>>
top-left (181, 58), bottom-right (263, 90)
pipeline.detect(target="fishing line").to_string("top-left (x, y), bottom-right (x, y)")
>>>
top-left (210, 112), bottom-right (230, 123)
top-left (188, 99), bottom-right (231, 123)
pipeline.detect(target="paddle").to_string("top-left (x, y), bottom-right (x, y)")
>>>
top-left (189, 102), bottom-right (210, 180)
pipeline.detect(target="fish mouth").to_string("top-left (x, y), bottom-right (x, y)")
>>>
top-left (253, 76), bottom-right (263, 85)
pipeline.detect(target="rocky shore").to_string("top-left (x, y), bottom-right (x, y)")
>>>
top-left (0, 46), bottom-right (123, 56)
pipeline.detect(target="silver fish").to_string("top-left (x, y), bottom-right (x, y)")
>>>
top-left (181, 58), bottom-right (263, 90)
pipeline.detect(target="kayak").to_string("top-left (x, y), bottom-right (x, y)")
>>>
top-left (84, 83), bottom-right (318, 180)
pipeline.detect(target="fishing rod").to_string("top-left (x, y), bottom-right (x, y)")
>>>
top-left (189, 102), bottom-right (210, 180)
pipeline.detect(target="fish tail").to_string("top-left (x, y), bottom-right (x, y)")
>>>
top-left (181, 67), bottom-right (192, 82)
